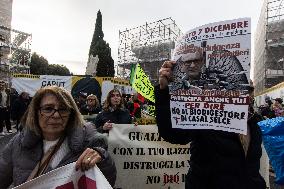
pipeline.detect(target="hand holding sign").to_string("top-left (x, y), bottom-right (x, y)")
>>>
top-left (103, 120), bottom-right (113, 131)
top-left (75, 148), bottom-right (102, 171)
top-left (159, 61), bottom-right (176, 89)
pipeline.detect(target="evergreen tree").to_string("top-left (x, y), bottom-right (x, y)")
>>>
top-left (89, 10), bottom-right (104, 56)
top-left (89, 10), bottom-right (114, 77)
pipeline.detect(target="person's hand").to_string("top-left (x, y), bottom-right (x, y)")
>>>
top-left (75, 148), bottom-right (102, 171)
top-left (103, 120), bottom-right (113, 131)
top-left (159, 61), bottom-right (176, 89)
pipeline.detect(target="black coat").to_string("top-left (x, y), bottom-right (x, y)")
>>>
top-left (155, 86), bottom-right (266, 189)
top-left (11, 97), bottom-right (29, 121)
top-left (95, 108), bottom-right (132, 133)
top-left (80, 104), bottom-right (101, 115)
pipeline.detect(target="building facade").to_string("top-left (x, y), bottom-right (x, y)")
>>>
top-left (0, 0), bottom-right (13, 28)
top-left (254, 0), bottom-right (284, 94)
top-left (0, 0), bottom-right (32, 80)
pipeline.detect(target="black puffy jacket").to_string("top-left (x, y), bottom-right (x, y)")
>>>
top-left (95, 108), bottom-right (132, 133)
top-left (155, 86), bottom-right (266, 189)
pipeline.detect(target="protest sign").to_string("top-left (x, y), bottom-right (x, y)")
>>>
top-left (108, 124), bottom-right (190, 189)
top-left (12, 75), bottom-right (134, 101)
top-left (131, 63), bottom-right (155, 103)
top-left (13, 163), bottom-right (112, 189)
top-left (169, 18), bottom-right (251, 134)
top-left (136, 111), bottom-right (156, 125)
top-left (12, 75), bottom-right (72, 96)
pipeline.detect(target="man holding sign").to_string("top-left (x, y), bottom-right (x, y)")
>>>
top-left (155, 18), bottom-right (266, 189)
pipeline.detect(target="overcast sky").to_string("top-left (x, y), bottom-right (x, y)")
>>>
top-left (12, 0), bottom-right (264, 75)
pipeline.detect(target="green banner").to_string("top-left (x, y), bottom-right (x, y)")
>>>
top-left (129, 64), bottom-right (136, 85)
top-left (131, 63), bottom-right (155, 103)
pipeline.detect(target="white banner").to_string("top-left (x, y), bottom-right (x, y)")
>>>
top-left (169, 18), bottom-right (251, 134)
top-left (13, 163), bottom-right (112, 189)
top-left (12, 75), bottom-right (72, 96)
top-left (108, 124), bottom-right (190, 189)
top-left (170, 98), bottom-right (249, 134)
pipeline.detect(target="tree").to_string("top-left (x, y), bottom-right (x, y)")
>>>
top-left (89, 10), bottom-right (104, 56)
top-left (89, 10), bottom-right (114, 77)
top-left (48, 64), bottom-right (70, 76)
top-left (30, 52), bottom-right (70, 75)
top-left (30, 52), bottom-right (49, 75)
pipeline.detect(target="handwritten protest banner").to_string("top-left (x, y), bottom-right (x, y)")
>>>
top-left (108, 124), bottom-right (190, 189)
top-left (169, 18), bottom-right (251, 134)
top-left (145, 104), bottom-right (156, 117)
top-left (13, 163), bottom-right (112, 189)
top-left (131, 63), bottom-right (155, 103)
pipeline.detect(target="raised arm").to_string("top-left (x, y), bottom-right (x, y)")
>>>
top-left (155, 61), bottom-right (197, 145)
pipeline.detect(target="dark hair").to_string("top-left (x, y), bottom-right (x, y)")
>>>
top-left (248, 86), bottom-right (254, 94)
top-left (102, 89), bottom-right (124, 111)
top-left (266, 100), bottom-right (273, 106)
top-left (275, 98), bottom-right (283, 104)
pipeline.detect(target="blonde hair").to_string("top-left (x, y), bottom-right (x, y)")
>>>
top-left (21, 86), bottom-right (85, 135)
top-left (87, 94), bottom-right (100, 108)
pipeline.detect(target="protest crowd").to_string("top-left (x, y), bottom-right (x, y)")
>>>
top-left (1, 65), bottom-right (284, 189)
top-left (1, 16), bottom-right (284, 189)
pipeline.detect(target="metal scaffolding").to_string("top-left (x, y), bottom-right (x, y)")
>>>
top-left (117, 17), bottom-right (182, 83)
top-left (0, 25), bottom-right (32, 78)
top-left (254, 0), bottom-right (284, 94)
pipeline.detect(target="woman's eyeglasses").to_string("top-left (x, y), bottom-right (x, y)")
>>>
top-left (39, 107), bottom-right (70, 118)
